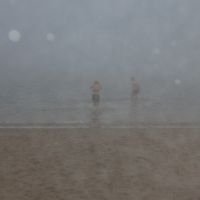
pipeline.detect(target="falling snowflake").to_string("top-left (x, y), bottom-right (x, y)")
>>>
top-left (46, 33), bottom-right (55, 41)
top-left (153, 48), bottom-right (161, 55)
top-left (9, 0), bottom-right (17, 5)
top-left (175, 79), bottom-right (181, 85)
top-left (170, 40), bottom-right (177, 47)
top-left (8, 30), bottom-right (21, 42)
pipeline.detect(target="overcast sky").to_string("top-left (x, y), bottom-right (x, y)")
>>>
top-left (0, 0), bottom-right (200, 100)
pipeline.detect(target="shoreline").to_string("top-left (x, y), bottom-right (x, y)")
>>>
top-left (0, 122), bottom-right (199, 129)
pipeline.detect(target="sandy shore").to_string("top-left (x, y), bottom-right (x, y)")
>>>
top-left (0, 127), bottom-right (200, 199)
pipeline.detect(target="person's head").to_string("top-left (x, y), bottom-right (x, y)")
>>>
top-left (131, 77), bottom-right (135, 81)
top-left (94, 80), bottom-right (99, 84)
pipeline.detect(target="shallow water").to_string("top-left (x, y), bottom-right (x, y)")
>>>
top-left (0, 95), bottom-right (199, 125)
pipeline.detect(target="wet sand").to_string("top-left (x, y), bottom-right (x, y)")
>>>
top-left (0, 127), bottom-right (200, 199)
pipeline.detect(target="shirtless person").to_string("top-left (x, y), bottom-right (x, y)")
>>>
top-left (90, 81), bottom-right (102, 106)
top-left (131, 77), bottom-right (140, 102)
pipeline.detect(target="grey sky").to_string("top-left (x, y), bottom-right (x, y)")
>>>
top-left (0, 0), bottom-right (200, 99)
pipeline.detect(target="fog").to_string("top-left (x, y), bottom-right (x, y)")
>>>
top-left (0, 0), bottom-right (200, 124)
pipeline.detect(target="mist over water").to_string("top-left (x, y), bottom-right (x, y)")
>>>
top-left (0, 0), bottom-right (200, 124)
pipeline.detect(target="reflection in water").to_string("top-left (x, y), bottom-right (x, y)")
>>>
top-left (129, 97), bottom-right (139, 125)
top-left (130, 77), bottom-right (140, 126)
top-left (89, 105), bottom-right (101, 127)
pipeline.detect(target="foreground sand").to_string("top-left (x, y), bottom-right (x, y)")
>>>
top-left (0, 127), bottom-right (200, 199)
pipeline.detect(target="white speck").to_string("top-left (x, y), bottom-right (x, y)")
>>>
top-left (9, 0), bottom-right (16, 5)
top-left (8, 30), bottom-right (21, 42)
top-left (175, 79), bottom-right (181, 85)
top-left (179, 5), bottom-right (187, 14)
top-left (46, 33), bottom-right (55, 41)
top-left (171, 40), bottom-right (177, 47)
top-left (153, 48), bottom-right (161, 55)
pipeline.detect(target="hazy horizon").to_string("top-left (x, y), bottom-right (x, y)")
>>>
top-left (0, 0), bottom-right (200, 124)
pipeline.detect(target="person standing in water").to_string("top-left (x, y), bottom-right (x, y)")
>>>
top-left (90, 81), bottom-right (102, 106)
top-left (131, 77), bottom-right (140, 102)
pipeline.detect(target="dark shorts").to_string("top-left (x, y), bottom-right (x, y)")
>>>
top-left (92, 94), bottom-right (100, 103)
top-left (133, 89), bottom-right (139, 94)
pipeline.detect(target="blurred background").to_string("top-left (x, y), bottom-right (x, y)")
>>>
top-left (0, 0), bottom-right (200, 124)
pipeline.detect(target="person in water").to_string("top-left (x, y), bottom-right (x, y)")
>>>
top-left (131, 77), bottom-right (140, 102)
top-left (90, 81), bottom-right (102, 106)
